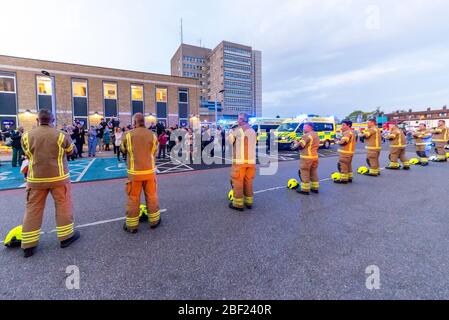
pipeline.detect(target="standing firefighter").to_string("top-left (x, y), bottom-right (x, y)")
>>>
top-left (359, 119), bottom-right (382, 177)
top-left (20, 109), bottom-right (80, 258)
top-left (228, 113), bottom-right (257, 212)
top-left (413, 123), bottom-right (432, 166)
top-left (430, 120), bottom-right (448, 162)
top-left (335, 120), bottom-right (356, 184)
top-left (121, 113), bottom-right (161, 233)
top-left (385, 123), bottom-right (410, 170)
top-left (293, 123), bottom-right (320, 195)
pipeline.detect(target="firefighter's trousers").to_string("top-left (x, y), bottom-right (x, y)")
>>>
top-left (366, 150), bottom-right (381, 175)
top-left (416, 145), bottom-right (429, 164)
top-left (299, 158), bottom-right (319, 192)
top-left (231, 164), bottom-right (256, 208)
top-left (389, 147), bottom-right (410, 168)
top-left (22, 184), bottom-right (74, 249)
top-left (125, 174), bottom-right (160, 230)
top-left (435, 143), bottom-right (447, 161)
top-left (338, 154), bottom-right (354, 182)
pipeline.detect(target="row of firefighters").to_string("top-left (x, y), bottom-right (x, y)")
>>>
top-left (4, 109), bottom-right (449, 258)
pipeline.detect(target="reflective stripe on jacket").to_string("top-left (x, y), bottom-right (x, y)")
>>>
top-left (299, 131), bottom-right (320, 160)
top-left (21, 125), bottom-right (74, 188)
top-left (431, 126), bottom-right (449, 143)
top-left (338, 130), bottom-right (356, 155)
top-left (362, 127), bottom-right (382, 150)
top-left (121, 127), bottom-right (158, 181)
top-left (386, 129), bottom-right (406, 148)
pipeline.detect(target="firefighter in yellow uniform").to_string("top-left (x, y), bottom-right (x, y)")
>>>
top-left (359, 119), bottom-right (382, 176)
top-left (293, 122), bottom-right (320, 195)
top-left (335, 120), bottom-right (356, 184)
top-left (413, 123), bottom-right (431, 166)
top-left (430, 120), bottom-right (448, 162)
top-left (121, 113), bottom-right (161, 233)
top-left (385, 123), bottom-right (410, 170)
top-left (20, 109), bottom-right (80, 258)
top-left (228, 113), bottom-right (257, 212)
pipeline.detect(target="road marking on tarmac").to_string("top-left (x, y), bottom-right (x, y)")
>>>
top-left (0, 209), bottom-right (168, 245)
top-left (74, 158), bottom-right (96, 182)
top-left (1, 167), bottom-right (390, 244)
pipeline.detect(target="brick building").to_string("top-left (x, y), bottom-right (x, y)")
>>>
top-left (0, 55), bottom-right (200, 131)
top-left (386, 106), bottom-right (449, 128)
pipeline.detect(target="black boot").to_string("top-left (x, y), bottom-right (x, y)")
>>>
top-left (245, 204), bottom-right (253, 210)
top-left (229, 203), bottom-right (244, 212)
top-left (150, 219), bottom-right (162, 229)
top-left (123, 224), bottom-right (138, 234)
top-left (60, 231), bottom-right (81, 248)
top-left (23, 247), bottom-right (35, 258)
top-left (311, 189), bottom-right (320, 194)
top-left (296, 189), bottom-right (310, 195)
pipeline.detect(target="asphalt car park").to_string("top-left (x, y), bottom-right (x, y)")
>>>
top-left (0, 149), bottom-right (448, 299)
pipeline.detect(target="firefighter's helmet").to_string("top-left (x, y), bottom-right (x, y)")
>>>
top-left (139, 205), bottom-right (149, 222)
top-left (4, 225), bottom-right (22, 248)
top-left (358, 166), bottom-right (369, 175)
top-left (287, 179), bottom-right (299, 190)
top-left (446, 152), bottom-right (449, 159)
top-left (228, 190), bottom-right (234, 202)
top-left (331, 172), bottom-right (342, 181)
top-left (410, 158), bottom-right (420, 165)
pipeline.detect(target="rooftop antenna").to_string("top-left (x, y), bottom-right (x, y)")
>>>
top-left (180, 18), bottom-right (184, 44)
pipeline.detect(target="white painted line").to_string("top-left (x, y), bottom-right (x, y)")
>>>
top-left (48, 209), bottom-right (168, 233)
top-left (74, 158), bottom-right (96, 183)
top-left (254, 177), bottom-right (333, 194)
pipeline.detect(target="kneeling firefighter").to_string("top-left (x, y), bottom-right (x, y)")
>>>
top-left (412, 123), bottom-right (432, 166)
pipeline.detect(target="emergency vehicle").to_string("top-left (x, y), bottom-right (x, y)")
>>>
top-left (275, 116), bottom-right (337, 150)
top-left (249, 118), bottom-right (287, 143)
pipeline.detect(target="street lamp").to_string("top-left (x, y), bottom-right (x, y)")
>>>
top-left (214, 89), bottom-right (225, 126)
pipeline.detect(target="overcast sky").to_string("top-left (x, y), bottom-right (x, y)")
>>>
top-left (1, 0), bottom-right (448, 118)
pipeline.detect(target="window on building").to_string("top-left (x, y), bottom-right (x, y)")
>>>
top-left (73, 80), bottom-right (87, 97)
top-left (178, 89), bottom-right (189, 126)
top-left (103, 82), bottom-right (117, 117)
top-left (37, 76), bottom-right (55, 113)
top-left (37, 76), bottom-right (52, 95)
top-left (104, 82), bottom-right (117, 100)
top-left (131, 84), bottom-right (143, 101)
top-left (156, 88), bottom-right (167, 103)
top-left (0, 73), bottom-right (17, 128)
top-left (156, 88), bottom-right (167, 121)
top-left (131, 84), bottom-right (144, 115)
top-left (72, 79), bottom-right (88, 125)
top-left (0, 76), bottom-right (15, 93)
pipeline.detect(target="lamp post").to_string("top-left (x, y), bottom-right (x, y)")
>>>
top-left (214, 89), bottom-right (225, 127)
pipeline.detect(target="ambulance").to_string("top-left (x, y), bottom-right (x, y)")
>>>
top-left (275, 115), bottom-right (337, 150)
top-left (249, 118), bottom-right (287, 144)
